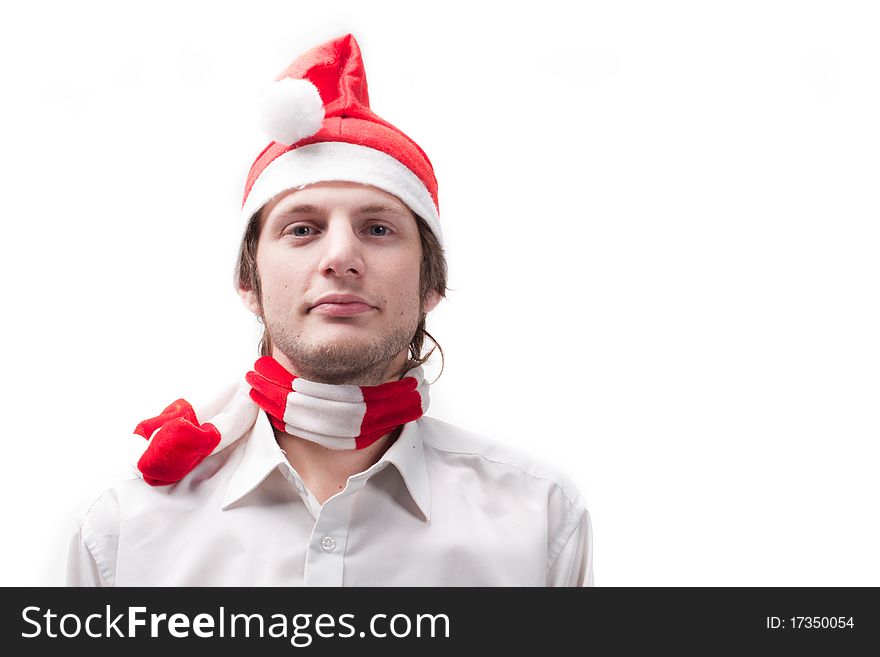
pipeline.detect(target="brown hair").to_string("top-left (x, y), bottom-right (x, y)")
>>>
top-left (234, 208), bottom-right (447, 376)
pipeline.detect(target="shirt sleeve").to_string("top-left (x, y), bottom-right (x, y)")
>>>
top-left (545, 506), bottom-right (594, 587)
top-left (66, 522), bottom-right (109, 587)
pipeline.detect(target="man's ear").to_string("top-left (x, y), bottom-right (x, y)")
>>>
top-left (422, 289), bottom-right (442, 314)
top-left (238, 286), bottom-right (262, 316)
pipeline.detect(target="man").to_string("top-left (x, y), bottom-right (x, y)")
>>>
top-left (66, 34), bottom-right (593, 586)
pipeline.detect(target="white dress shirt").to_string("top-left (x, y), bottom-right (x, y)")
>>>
top-left (66, 408), bottom-right (593, 586)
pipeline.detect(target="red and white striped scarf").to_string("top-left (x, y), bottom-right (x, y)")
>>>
top-left (133, 356), bottom-right (429, 486)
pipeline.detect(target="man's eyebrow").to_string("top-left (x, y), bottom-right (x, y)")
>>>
top-left (357, 203), bottom-right (409, 216)
top-left (271, 203), bottom-right (408, 218)
top-left (274, 203), bottom-right (323, 217)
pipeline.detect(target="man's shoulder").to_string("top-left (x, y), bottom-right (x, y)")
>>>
top-left (76, 378), bottom-right (256, 520)
top-left (75, 431), bottom-right (245, 530)
top-left (416, 416), bottom-right (587, 513)
top-left (73, 430), bottom-right (154, 526)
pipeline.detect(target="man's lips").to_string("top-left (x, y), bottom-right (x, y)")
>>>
top-left (312, 302), bottom-right (374, 316)
top-left (309, 294), bottom-right (376, 316)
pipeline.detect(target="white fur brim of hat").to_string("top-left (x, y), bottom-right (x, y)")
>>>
top-left (241, 141), bottom-right (443, 245)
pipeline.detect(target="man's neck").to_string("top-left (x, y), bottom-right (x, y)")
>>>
top-left (267, 348), bottom-right (410, 504)
top-left (274, 426), bottom-right (402, 505)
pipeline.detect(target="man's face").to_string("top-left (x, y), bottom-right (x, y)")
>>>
top-left (240, 181), bottom-right (439, 385)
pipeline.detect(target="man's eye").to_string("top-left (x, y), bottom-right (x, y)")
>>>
top-left (368, 225), bottom-right (389, 236)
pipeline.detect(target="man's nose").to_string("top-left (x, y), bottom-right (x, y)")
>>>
top-left (317, 223), bottom-right (364, 278)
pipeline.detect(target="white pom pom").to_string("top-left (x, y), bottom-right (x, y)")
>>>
top-left (258, 78), bottom-right (325, 145)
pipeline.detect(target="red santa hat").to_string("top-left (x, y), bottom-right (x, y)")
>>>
top-left (241, 34), bottom-right (442, 244)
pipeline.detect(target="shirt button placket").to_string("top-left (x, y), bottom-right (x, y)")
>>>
top-left (303, 480), bottom-right (365, 587)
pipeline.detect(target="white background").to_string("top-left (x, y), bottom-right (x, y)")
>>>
top-left (1, 0), bottom-right (877, 586)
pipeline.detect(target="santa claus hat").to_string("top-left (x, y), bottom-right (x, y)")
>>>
top-left (241, 34), bottom-right (442, 244)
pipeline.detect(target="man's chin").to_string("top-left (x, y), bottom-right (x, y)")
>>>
top-left (266, 318), bottom-right (417, 384)
top-left (303, 338), bottom-right (376, 360)
top-left (274, 338), bottom-right (401, 385)
top-left (303, 327), bottom-right (379, 350)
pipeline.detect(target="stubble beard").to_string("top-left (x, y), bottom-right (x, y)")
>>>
top-left (262, 309), bottom-right (421, 386)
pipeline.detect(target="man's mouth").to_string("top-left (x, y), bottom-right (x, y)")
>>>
top-left (309, 294), bottom-right (376, 316)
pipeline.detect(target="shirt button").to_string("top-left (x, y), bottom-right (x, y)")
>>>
top-left (320, 536), bottom-right (336, 552)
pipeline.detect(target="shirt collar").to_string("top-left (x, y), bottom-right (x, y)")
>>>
top-left (220, 409), bottom-right (288, 511)
top-left (377, 418), bottom-right (431, 521)
top-left (222, 410), bottom-right (431, 521)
